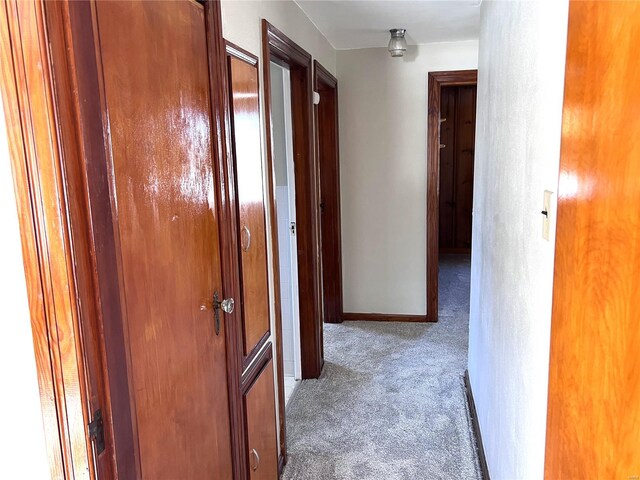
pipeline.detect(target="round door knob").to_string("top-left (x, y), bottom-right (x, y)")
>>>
top-left (221, 297), bottom-right (234, 314)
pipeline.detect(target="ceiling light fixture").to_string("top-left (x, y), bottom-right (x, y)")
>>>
top-left (388, 28), bottom-right (407, 57)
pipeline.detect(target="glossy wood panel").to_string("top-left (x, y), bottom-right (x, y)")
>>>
top-left (545, 2), bottom-right (640, 478)
top-left (426, 70), bottom-right (477, 322)
top-left (0, 1), bottom-right (100, 477)
top-left (227, 49), bottom-right (271, 360)
top-left (244, 357), bottom-right (278, 480)
top-left (95, 1), bottom-right (232, 478)
top-left (315, 60), bottom-right (344, 325)
top-left (438, 85), bottom-right (476, 252)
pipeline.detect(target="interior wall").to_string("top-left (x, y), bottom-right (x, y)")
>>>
top-left (0, 100), bottom-right (50, 477)
top-left (467, 1), bottom-right (569, 479)
top-left (221, 0), bottom-right (336, 75)
top-left (337, 42), bottom-right (478, 315)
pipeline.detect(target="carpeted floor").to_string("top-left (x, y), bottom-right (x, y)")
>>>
top-left (282, 254), bottom-right (480, 480)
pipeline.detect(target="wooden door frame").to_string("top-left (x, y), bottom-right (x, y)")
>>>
top-left (426, 69), bottom-right (477, 322)
top-left (0, 1), bottom-right (105, 477)
top-left (314, 60), bottom-right (344, 325)
top-left (261, 19), bottom-right (324, 470)
top-left (1, 1), bottom-right (245, 478)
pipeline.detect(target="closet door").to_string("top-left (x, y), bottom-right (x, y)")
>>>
top-left (244, 357), bottom-right (278, 480)
top-left (95, 2), bottom-right (233, 478)
top-left (226, 44), bottom-right (271, 363)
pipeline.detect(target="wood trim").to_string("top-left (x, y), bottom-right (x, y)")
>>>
top-left (240, 341), bottom-right (274, 393)
top-left (0, 0), bottom-right (113, 477)
top-left (464, 370), bottom-right (491, 480)
top-left (314, 59), bottom-right (343, 325)
top-left (262, 19), bottom-right (323, 465)
top-left (226, 40), bottom-right (258, 66)
top-left (343, 313), bottom-right (428, 323)
top-left (314, 59), bottom-right (337, 89)
top-left (278, 452), bottom-right (286, 476)
top-left (205, 4), bottom-right (248, 480)
top-left (426, 70), bottom-right (477, 323)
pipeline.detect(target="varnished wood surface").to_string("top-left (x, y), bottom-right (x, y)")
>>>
top-left (438, 85), bottom-right (476, 251)
top-left (426, 70), bottom-right (477, 322)
top-left (96, 2), bottom-right (232, 478)
top-left (244, 358), bottom-right (278, 480)
top-left (0, 1), bottom-right (99, 477)
top-left (343, 313), bottom-right (427, 323)
top-left (544, 2), bottom-right (640, 478)
top-left (228, 52), bottom-right (271, 359)
top-left (315, 60), bottom-right (344, 325)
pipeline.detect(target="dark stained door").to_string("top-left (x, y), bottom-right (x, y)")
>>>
top-left (227, 53), bottom-right (271, 360)
top-left (317, 68), bottom-right (343, 324)
top-left (95, 2), bottom-right (233, 478)
top-left (439, 85), bottom-right (477, 252)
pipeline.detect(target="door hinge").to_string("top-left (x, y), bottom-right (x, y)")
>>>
top-left (88, 409), bottom-right (105, 455)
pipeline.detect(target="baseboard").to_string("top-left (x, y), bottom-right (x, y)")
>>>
top-left (342, 312), bottom-right (428, 322)
top-left (464, 370), bottom-right (490, 480)
top-left (278, 452), bottom-right (286, 476)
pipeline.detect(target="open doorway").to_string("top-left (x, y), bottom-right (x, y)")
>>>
top-left (269, 62), bottom-right (303, 405)
top-left (426, 70), bottom-right (478, 321)
top-left (262, 20), bottom-right (324, 470)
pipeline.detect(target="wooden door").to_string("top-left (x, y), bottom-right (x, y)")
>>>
top-left (226, 45), bottom-right (271, 364)
top-left (439, 85), bottom-right (476, 252)
top-left (316, 62), bottom-right (343, 325)
top-left (544, 1), bottom-right (640, 478)
top-left (244, 357), bottom-right (278, 480)
top-left (95, 2), bottom-right (233, 478)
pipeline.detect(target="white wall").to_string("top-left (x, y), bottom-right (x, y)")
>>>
top-left (221, 0), bottom-right (336, 75)
top-left (0, 101), bottom-right (50, 477)
top-left (337, 42), bottom-right (478, 315)
top-left (467, 1), bottom-right (569, 479)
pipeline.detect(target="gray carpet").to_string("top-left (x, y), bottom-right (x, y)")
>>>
top-left (282, 254), bottom-right (480, 480)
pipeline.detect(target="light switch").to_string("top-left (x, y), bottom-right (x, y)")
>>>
top-left (542, 190), bottom-right (552, 241)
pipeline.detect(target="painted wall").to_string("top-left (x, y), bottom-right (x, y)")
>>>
top-left (337, 42), bottom-right (478, 315)
top-left (0, 101), bottom-right (50, 477)
top-left (467, 1), bottom-right (569, 479)
top-left (221, 0), bottom-right (336, 75)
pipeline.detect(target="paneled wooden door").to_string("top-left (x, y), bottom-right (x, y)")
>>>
top-left (226, 45), bottom-right (272, 363)
top-left (438, 85), bottom-right (477, 252)
top-left (95, 2), bottom-right (233, 478)
top-left (225, 42), bottom-right (279, 479)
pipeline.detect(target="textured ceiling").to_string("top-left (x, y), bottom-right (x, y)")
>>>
top-left (295, 0), bottom-right (481, 49)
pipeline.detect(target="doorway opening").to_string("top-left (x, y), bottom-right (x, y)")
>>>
top-left (262, 20), bottom-right (324, 470)
top-left (427, 70), bottom-right (478, 321)
top-left (269, 62), bottom-right (303, 406)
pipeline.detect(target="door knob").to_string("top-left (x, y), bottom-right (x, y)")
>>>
top-left (212, 292), bottom-right (234, 335)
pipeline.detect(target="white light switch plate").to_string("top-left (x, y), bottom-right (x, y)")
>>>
top-left (542, 190), bottom-right (552, 241)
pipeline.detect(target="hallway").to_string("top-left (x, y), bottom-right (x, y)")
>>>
top-left (282, 255), bottom-right (479, 479)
